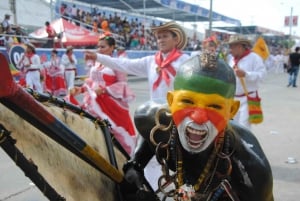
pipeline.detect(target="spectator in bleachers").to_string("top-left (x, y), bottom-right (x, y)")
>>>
top-left (44, 21), bottom-right (56, 48)
top-left (71, 4), bottom-right (77, 21)
top-left (56, 1), bottom-right (169, 51)
top-left (75, 9), bottom-right (82, 26)
top-left (139, 34), bottom-right (146, 50)
top-left (59, 3), bottom-right (68, 20)
top-left (1, 14), bottom-right (13, 34)
top-left (14, 26), bottom-right (29, 44)
top-left (0, 34), bottom-right (14, 50)
top-left (101, 20), bottom-right (110, 33)
top-left (85, 12), bottom-right (92, 28)
top-left (92, 19), bottom-right (98, 33)
top-left (91, 7), bottom-right (98, 16)
top-left (96, 13), bottom-right (103, 29)
top-left (129, 30), bottom-right (139, 49)
top-left (65, 4), bottom-right (72, 21)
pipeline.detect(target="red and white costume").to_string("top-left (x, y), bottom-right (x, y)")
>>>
top-left (61, 53), bottom-right (77, 90)
top-left (19, 53), bottom-right (43, 93)
top-left (44, 56), bottom-right (67, 96)
top-left (70, 61), bottom-right (136, 155)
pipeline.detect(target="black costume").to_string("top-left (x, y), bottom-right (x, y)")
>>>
top-left (121, 101), bottom-right (274, 201)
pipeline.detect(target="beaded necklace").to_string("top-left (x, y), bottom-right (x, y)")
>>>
top-left (176, 132), bottom-right (225, 192)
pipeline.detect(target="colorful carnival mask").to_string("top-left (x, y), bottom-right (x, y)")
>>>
top-left (167, 52), bottom-right (240, 153)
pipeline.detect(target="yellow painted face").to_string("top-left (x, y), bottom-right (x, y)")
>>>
top-left (167, 90), bottom-right (239, 153)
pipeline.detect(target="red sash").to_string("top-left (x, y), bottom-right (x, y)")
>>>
top-left (153, 49), bottom-right (182, 91)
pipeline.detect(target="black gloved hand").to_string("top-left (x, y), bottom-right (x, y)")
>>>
top-left (121, 161), bottom-right (159, 201)
top-left (136, 188), bottom-right (159, 201)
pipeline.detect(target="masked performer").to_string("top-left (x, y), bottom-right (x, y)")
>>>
top-left (122, 52), bottom-right (274, 201)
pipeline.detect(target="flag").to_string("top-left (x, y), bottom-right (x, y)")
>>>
top-left (284, 16), bottom-right (298, 26)
top-left (252, 36), bottom-right (270, 60)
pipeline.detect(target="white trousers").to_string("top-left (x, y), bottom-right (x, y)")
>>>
top-left (233, 95), bottom-right (251, 130)
top-left (26, 70), bottom-right (43, 93)
top-left (65, 70), bottom-right (75, 90)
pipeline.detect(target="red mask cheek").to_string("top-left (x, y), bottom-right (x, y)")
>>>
top-left (207, 111), bottom-right (227, 132)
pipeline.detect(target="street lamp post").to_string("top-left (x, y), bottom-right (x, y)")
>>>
top-left (208, 0), bottom-right (213, 36)
top-left (289, 6), bottom-right (293, 47)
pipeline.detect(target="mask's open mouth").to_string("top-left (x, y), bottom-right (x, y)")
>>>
top-left (185, 125), bottom-right (208, 149)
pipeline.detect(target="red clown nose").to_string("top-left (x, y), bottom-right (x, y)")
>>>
top-left (189, 108), bottom-right (208, 124)
top-left (173, 107), bottom-right (208, 126)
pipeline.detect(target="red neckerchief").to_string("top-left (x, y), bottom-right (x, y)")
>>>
top-left (233, 49), bottom-right (251, 67)
top-left (153, 48), bottom-right (182, 91)
top-left (25, 52), bottom-right (34, 64)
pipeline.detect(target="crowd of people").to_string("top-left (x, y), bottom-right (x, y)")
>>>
top-left (11, 18), bottom-right (278, 200)
top-left (83, 21), bottom-right (274, 201)
top-left (58, 2), bottom-right (160, 51)
top-left (2, 3), bottom-right (300, 199)
top-left (0, 14), bottom-right (29, 50)
top-left (51, 22), bottom-right (273, 201)
top-left (17, 43), bottom-right (69, 96)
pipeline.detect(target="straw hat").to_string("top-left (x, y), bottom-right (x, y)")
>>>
top-left (25, 43), bottom-right (36, 53)
top-left (26, 43), bottom-right (35, 50)
top-left (66, 46), bottom-right (74, 53)
top-left (151, 21), bottom-right (187, 50)
top-left (228, 35), bottom-right (252, 47)
top-left (52, 49), bottom-right (58, 54)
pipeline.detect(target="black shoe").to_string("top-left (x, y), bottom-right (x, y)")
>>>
top-left (293, 85), bottom-right (297, 87)
top-left (287, 84), bottom-right (291, 87)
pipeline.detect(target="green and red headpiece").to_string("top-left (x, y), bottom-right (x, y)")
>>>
top-left (174, 52), bottom-right (236, 99)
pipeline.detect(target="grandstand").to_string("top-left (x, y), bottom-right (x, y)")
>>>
top-left (1, 0), bottom-right (243, 50)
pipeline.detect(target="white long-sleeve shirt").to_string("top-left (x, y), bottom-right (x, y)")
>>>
top-left (60, 54), bottom-right (77, 70)
top-left (22, 54), bottom-right (41, 70)
top-left (230, 52), bottom-right (267, 95)
top-left (96, 53), bottom-right (190, 102)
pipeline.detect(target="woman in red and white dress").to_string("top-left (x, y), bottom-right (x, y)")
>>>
top-left (69, 35), bottom-right (136, 155)
top-left (44, 49), bottom-right (67, 96)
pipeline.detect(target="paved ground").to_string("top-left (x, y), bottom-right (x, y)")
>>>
top-left (250, 71), bottom-right (300, 201)
top-left (0, 71), bottom-right (299, 200)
